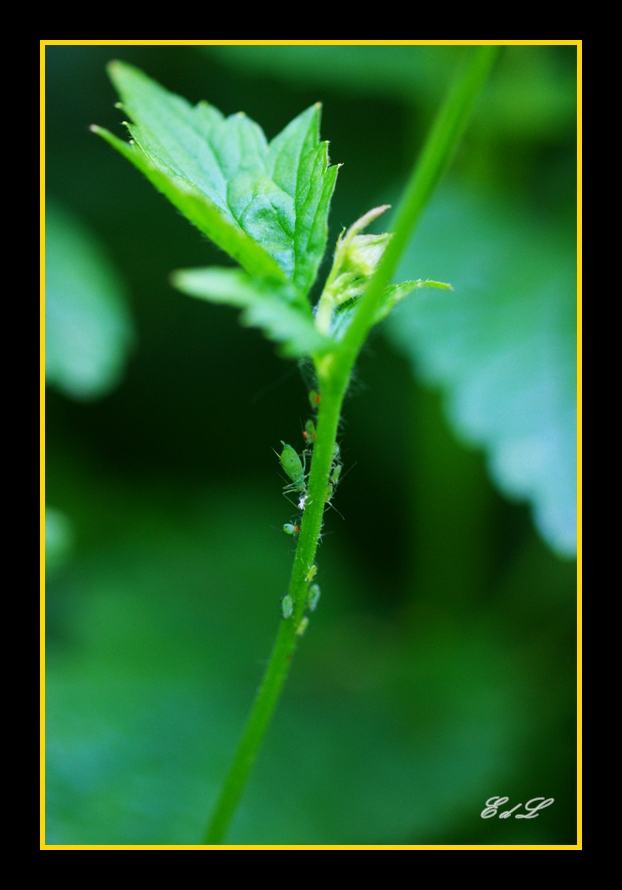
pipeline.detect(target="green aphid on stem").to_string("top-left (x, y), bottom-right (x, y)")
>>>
top-left (307, 584), bottom-right (321, 613)
top-left (280, 442), bottom-right (306, 492)
top-left (302, 419), bottom-right (316, 450)
top-left (296, 616), bottom-right (309, 637)
top-left (324, 460), bottom-right (343, 504)
top-left (305, 565), bottom-right (317, 583)
top-left (283, 523), bottom-right (300, 537)
top-left (281, 594), bottom-right (294, 619)
top-left (279, 441), bottom-right (309, 511)
top-left (308, 390), bottom-right (321, 411)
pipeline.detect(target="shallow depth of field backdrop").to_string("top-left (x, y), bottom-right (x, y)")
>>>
top-left (45, 44), bottom-right (577, 845)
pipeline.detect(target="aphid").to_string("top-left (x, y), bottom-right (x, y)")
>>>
top-left (295, 616), bottom-right (309, 636)
top-left (330, 462), bottom-right (342, 486)
top-left (305, 564), bottom-right (317, 583)
top-left (324, 461), bottom-right (343, 503)
top-left (302, 419), bottom-right (316, 448)
top-left (283, 523), bottom-right (300, 537)
top-left (307, 583), bottom-right (321, 612)
top-left (279, 442), bottom-right (306, 492)
top-left (279, 441), bottom-right (309, 512)
top-left (281, 594), bottom-right (294, 619)
top-left (308, 390), bottom-right (321, 410)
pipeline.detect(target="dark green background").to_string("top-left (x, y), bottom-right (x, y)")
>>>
top-left (45, 44), bottom-right (577, 845)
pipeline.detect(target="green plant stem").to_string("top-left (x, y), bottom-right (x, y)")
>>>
top-left (338, 45), bottom-right (500, 370)
top-left (202, 44), bottom-right (498, 846)
top-left (203, 379), bottom-right (346, 844)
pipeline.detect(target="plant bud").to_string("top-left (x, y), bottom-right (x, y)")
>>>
top-left (342, 232), bottom-right (392, 278)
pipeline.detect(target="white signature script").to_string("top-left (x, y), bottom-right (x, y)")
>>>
top-left (481, 796), bottom-right (555, 819)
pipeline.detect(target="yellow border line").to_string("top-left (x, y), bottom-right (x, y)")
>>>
top-left (41, 39), bottom-right (580, 46)
top-left (576, 40), bottom-right (582, 852)
top-left (41, 38), bottom-right (582, 852)
top-left (43, 844), bottom-right (580, 850)
top-left (40, 38), bottom-right (47, 852)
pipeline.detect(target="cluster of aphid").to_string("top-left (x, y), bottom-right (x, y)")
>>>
top-left (281, 391), bottom-right (342, 535)
top-left (278, 390), bottom-right (342, 629)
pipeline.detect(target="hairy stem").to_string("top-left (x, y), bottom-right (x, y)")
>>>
top-left (203, 44), bottom-right (499, 845)
top-left (204, 376), bottom-right (346, 844)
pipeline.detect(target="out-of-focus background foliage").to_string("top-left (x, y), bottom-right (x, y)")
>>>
top-left (45, 44), bottom-right (577, 845)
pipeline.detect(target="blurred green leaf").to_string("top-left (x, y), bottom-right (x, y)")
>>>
top-left (480, 46), bottom-right (576, 139)
top-left (385, 184), bottom-right (576, 557)
top-left (45, 506), bottom-right (75, 572)
top-left (206, 45), bottom-right (460, 103)
top-left (207, 46), bottom-right (576, 139)
top-left (47, 483), bottom-right (563, 844)
top-left (45, 200), bottom-right (135, 400)
top-left (94, 62), bottom-right (338, 295)
top-left (171, 267), bottom-right (332, 357)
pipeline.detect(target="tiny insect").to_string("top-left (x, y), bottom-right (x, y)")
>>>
top-left (279, 442), bottom-right (306, 493)
top-left (324, 461), bottom-right (343, 503)
top-left (305, 564), bottom-right (317, 583)
top-left (295, 616), bottom-right (309, 636)
top-left (302, 419), bottom-right (316, 448)
top-left (283, 523), bottom-right (300, 537)
top-left (302, 420), bottom-right (315, 445)
top-left (307, 583), bottom-right (321, 612)
top-left (281, 594), bottom-right (294, 619)
top-left (308, 390), bottom-right (321, 410)
top-left (279, 441), bottom-right (309, 512)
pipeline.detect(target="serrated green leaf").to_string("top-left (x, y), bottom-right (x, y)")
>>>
top-left (94, 62), bottom-right (338, 295)
top-left (171, 268), bottom-right (332, 358)
top-left (45, 199), bottom-right (135, 400)
top-left (385, 185), bottom-right (576, 558)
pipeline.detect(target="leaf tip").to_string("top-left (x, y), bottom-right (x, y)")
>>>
top-left (365, 204), bottom-right (391, 225)
top-left (424, 278), bottom-right (454, 291)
